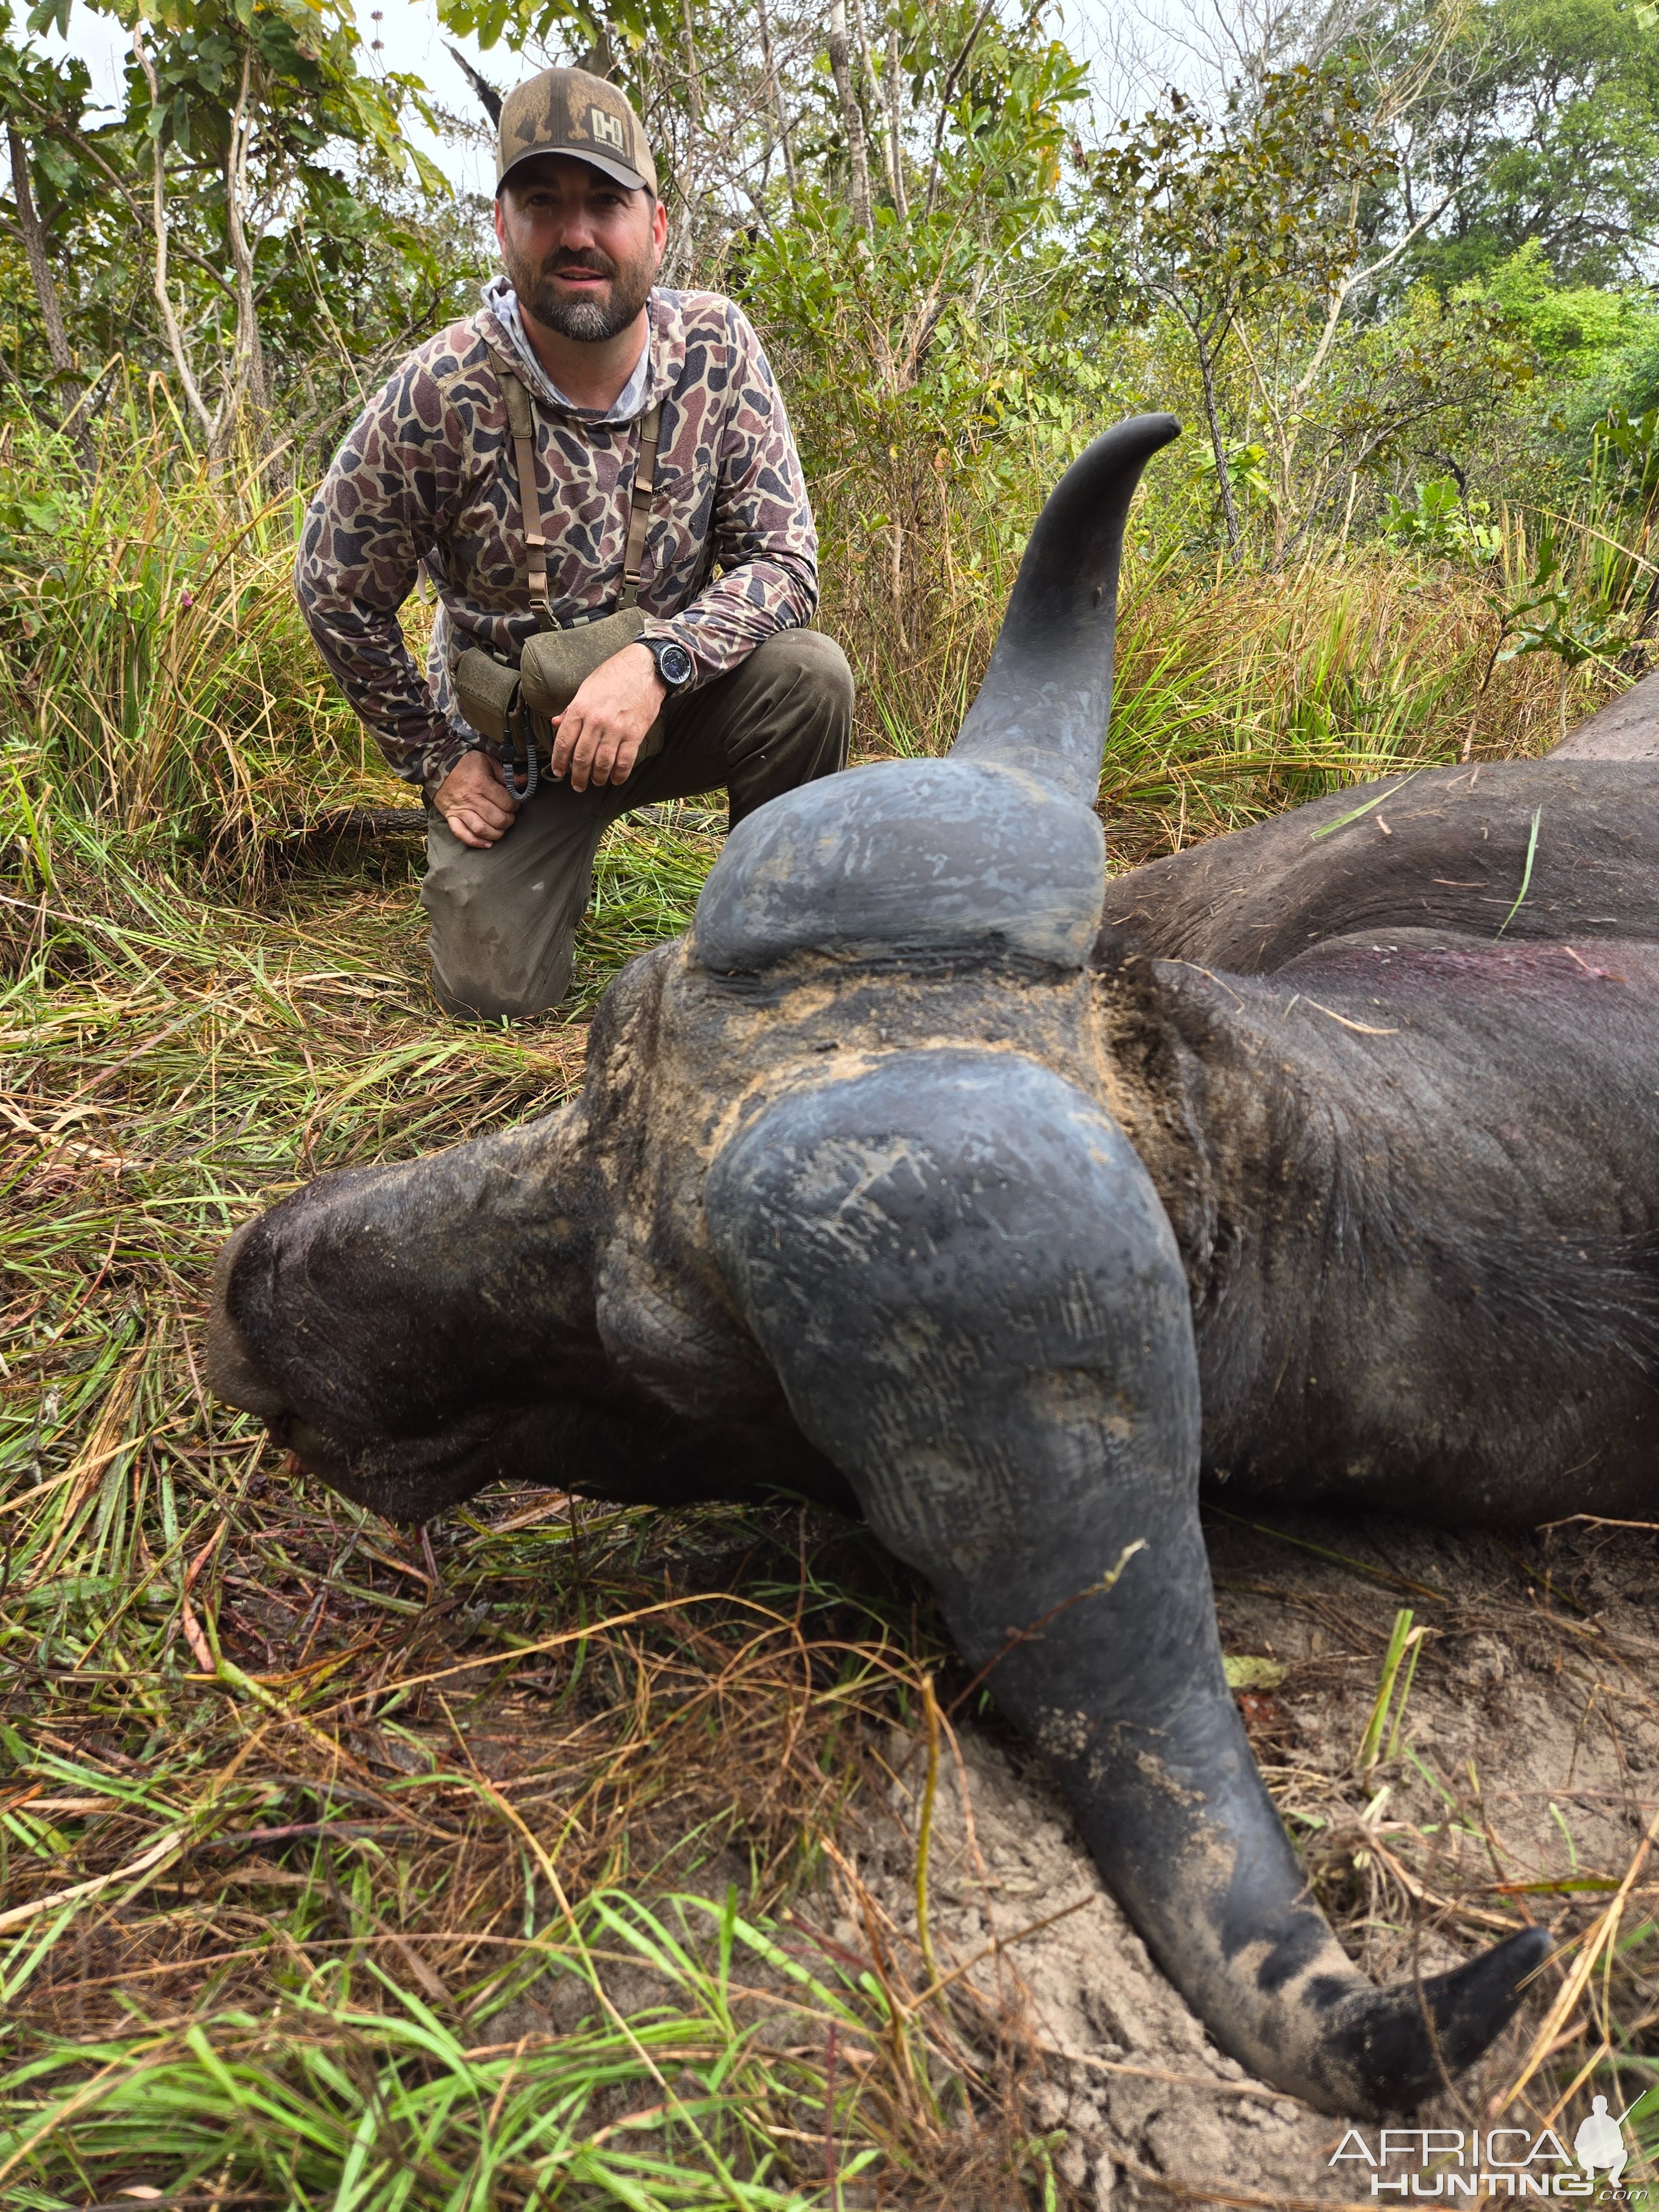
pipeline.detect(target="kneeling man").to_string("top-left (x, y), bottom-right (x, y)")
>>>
top-left (297, 67), bottom-right (852, 1019)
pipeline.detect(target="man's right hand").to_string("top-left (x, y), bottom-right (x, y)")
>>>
top-left (432, 750), bottom-right (518, 849)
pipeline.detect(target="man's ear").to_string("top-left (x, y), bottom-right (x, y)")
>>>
top-left (493, 194), bottom-right (508, 252)
top-left (651, 194), bottom-right (667, 258)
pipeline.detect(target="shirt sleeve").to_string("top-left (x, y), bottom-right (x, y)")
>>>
top-left (294, 348), bottom-right (480, 788)
top-left (636, 303), bottom-right (819, 685)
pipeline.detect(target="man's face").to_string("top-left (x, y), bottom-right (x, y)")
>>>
top-left (494, 155), bottom-right (667, 343)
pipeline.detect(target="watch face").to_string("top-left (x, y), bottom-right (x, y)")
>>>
top-left (658, 643), bottom-right (694, 686)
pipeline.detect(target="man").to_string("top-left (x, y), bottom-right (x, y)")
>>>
top-left (296, 67), bottom-right (852, 1019)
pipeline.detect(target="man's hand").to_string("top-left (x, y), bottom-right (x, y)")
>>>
top-left (432, 749), bottom-right (518, 849)
top-left (551, 641), bottom-right (668, 791)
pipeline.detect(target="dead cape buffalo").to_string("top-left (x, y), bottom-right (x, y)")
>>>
top-left (207, 415), bottom-right (1659, 2119)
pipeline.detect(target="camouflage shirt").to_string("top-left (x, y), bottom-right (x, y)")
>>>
top-left (295, 287), bottom-right (820, 787)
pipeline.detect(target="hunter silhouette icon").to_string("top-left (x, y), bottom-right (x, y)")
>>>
top-left (1575, 2096), bottom-right (1629, 2185)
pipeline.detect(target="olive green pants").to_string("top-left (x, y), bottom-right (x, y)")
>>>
top-left (421, 629), bottom-right (854, 1020)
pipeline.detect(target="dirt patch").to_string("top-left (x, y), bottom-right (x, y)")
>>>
top-left (825, 1506), bottom-right (1659, 2206)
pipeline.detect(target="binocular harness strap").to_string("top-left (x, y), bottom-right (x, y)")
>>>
top-left (491, 347), bottom-right (662, 624)
top-left (484, 346), bottom-right (666, 800)
top-left (501, 374), bottom-right (550, 610)
top-left (617, 402), bottom-right (662, 611)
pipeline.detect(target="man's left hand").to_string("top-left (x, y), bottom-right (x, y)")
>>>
top-left (550, 642), bottom-right (669, 791)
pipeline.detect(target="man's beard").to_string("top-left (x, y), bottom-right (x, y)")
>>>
top-left (507, 242), bottom-right (655, 343)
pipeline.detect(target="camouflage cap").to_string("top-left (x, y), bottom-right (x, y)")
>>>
top-left (496, 67), bottom-right (658, 198)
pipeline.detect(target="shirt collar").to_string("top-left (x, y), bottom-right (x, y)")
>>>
top-left (479, 274), bottom-right (652, 424)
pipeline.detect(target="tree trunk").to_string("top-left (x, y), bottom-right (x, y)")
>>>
top-left (852, 0), bottom-right (895, 207)
top-left (827, 0), bottom-right (873, 236)
top-left (7, 125), bottom-right (88, 461)
top-left (886, 22), bottom-right (909, 221)
top-left (680, 0), bottom-right (705, 119)
top-left (132, 29), bottom-right (216, 450)
top-left (218, 45), bottom-right (272, 459)
top-left (1194, 325), bottom-right (1241, 552)
top-left (756, 0), bottom-right (799, 204)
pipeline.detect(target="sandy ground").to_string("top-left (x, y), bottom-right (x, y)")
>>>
top-left (838, 1506), bottom-right (1659, 2208)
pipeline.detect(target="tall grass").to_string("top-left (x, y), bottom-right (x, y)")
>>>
top-left (821, 420), bottom-right (1606, 862)
top-left (0, 404), bottom-right (391, 886)
top-left (0, 399), bottom-right (1620, 904)
top-left (1101, 543), bottom-right (1584, 858)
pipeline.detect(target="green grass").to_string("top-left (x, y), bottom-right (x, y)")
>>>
top-left (2, 1910), bottom-right (886, 2210)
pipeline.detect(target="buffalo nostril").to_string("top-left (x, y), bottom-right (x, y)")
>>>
top-left (284, 1422), bottom-right (351, 1485)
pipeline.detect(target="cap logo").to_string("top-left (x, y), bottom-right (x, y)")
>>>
top-left (497, 69), bottom-right (654, 194)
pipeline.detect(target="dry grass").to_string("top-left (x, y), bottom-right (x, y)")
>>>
top-left (849, 531), bottom-right (1601, 878)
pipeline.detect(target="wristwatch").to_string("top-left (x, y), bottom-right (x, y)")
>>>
top-left (643, 637), bottom-right (695, 691)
